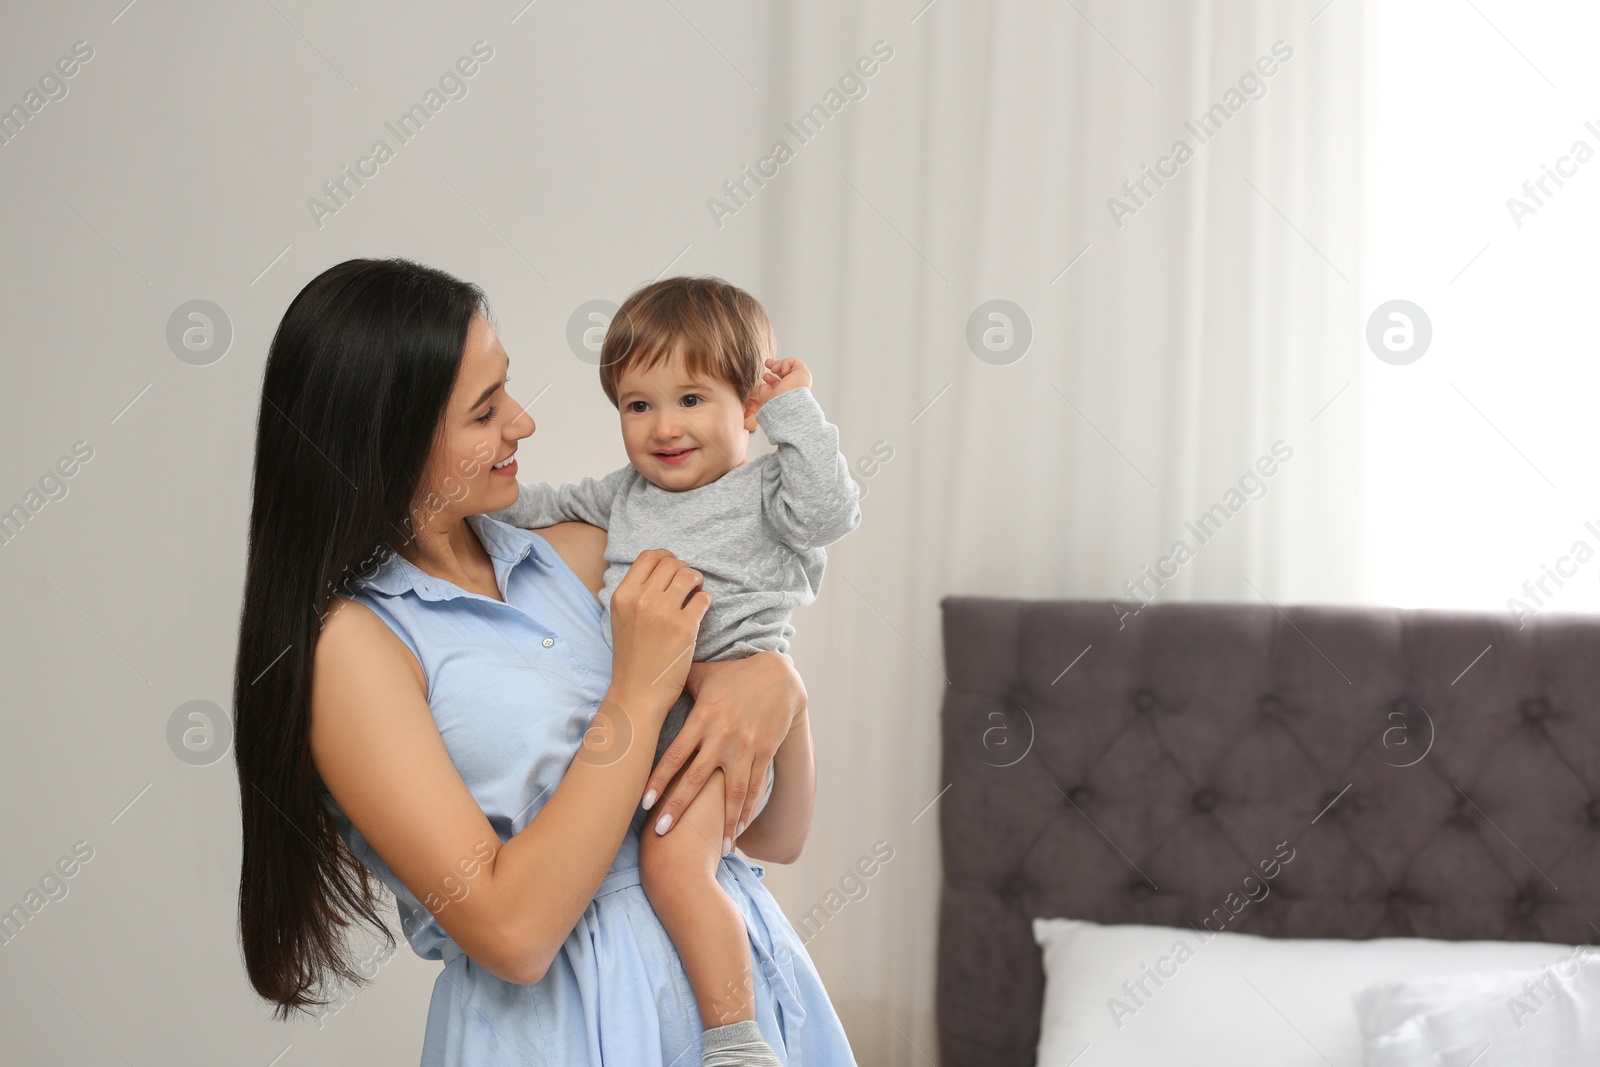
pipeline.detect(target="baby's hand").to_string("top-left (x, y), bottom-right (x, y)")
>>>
top-left (752, 357), bottom-right (812, 406)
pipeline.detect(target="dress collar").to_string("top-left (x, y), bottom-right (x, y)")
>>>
top-left (356, 513), bottom-right (554, 602)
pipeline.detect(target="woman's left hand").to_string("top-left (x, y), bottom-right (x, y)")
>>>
top-left (641, 650), bottom-right (806, 845)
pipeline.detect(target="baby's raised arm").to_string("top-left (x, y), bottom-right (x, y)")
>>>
top-left (754, 367), bottom-right (861, 551)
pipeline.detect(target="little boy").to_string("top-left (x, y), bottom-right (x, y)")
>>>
top-left (488, 275), bottom-right (860, 1065)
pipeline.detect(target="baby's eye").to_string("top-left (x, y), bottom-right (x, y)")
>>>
top-left (681, 395), bottom-right (702, 407)
top-left (628, 401), bottom-right (649, 413)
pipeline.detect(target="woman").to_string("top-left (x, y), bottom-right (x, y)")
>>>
top-left (233, 258), bottom-right (857, 1065)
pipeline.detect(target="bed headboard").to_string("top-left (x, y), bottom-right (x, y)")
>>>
top-left (936, 596), bottom-right (1600, 1066)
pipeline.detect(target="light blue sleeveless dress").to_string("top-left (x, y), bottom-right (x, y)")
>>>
top-left (321, 513), bottom-right (858, 1066)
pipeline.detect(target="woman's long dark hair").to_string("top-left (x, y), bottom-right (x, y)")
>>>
top-left (234, 258), bottom-right (486, 1016)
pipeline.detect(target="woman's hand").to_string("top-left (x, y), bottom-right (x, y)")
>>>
top-left (642, 651), bottom-right (807, 847)
top-left (607, 549), bottom-right (709, 709)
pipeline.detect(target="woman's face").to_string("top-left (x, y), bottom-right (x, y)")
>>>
top-left (409, 312), bottom-right (532, 538)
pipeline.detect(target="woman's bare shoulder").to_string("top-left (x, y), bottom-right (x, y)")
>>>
top-left (316, 596), bottom-right (426, 694)
top-left (530, 521), bottom-right (607, 600)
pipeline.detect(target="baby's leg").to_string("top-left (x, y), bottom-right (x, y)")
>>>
top-left (639, 768), bottom-right (757, 1029)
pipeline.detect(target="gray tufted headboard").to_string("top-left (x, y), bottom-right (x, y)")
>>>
top-left (936, 596), bottom-right (1600, 1066)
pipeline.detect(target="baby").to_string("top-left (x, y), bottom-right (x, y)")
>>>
top-left (488, 275), bottom-right (860, 1064)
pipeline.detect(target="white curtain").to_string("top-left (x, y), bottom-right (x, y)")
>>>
top-left (748, 2), bottom-right (1372, 1061)
top-left (1361, 0), bottom-right (1600, 616)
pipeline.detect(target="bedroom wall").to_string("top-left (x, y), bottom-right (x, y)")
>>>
top-left (0, 1), bottom-right (773, 1062)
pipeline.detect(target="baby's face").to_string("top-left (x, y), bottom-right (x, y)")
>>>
top-left (615, 346), bottom-right (759, 492)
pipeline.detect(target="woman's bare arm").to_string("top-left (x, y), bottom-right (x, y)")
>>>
top-left (645, 652), bottom-right (812, 857)
top-left (732, 708), bottom-right (815, 863)
top-left (537, 521), bottom-right (817, 862)
top-left (310, 549), bottom-right (706, 985)
top-left (533, 521), bottom-right (607, 600)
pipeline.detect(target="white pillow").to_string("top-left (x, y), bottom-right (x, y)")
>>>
top-left (1033, 917), bottom-right (1586, 1067)
top-left (1355, 951), bottom-right (1600, 1066)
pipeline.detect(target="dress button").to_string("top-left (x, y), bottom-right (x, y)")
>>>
top-left (542, 637), bottom-right (555, 648)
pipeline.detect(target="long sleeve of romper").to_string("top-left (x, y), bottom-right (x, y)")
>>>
top-left (486, 464), bottom-right (631, 531)
top-left (755, 385), bottom-right (862, 551)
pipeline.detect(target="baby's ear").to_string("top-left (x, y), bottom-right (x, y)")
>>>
top-left (742, 394), bottom-right (762, 431)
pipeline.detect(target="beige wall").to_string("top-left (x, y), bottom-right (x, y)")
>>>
top-left (0, 1), bottom-right (776, 1061)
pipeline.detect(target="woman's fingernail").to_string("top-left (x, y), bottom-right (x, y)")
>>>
top-left (641, 789), bottom-right (657, 810)
top-left (655, 813), bottom-right (673, 835)
top-left (735, 820), bottom-right (746, 837)
top-left (722, 837), bottom-right (733, 856)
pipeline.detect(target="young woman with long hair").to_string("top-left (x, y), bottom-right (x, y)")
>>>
top-left (232, 258), bottom-right (856, 1065)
